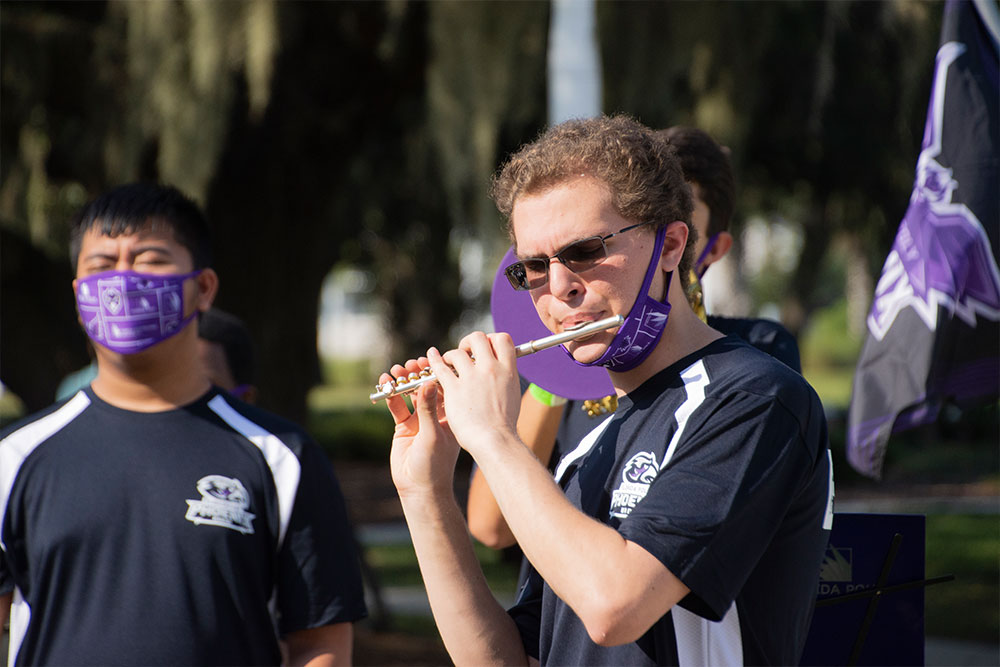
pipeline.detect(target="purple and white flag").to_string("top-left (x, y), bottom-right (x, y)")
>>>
top-left (847, 0), bottom-right (999, 478)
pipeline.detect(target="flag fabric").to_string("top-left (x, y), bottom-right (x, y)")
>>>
top-left (847, 0), bottom-right (1000, 479)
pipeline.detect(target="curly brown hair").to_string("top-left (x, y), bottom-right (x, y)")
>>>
top-left (490, 115), bottom-right (695, 280)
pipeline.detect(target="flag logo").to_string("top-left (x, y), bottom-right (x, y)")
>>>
top-left (868, 42), bottom-right (1000, 341)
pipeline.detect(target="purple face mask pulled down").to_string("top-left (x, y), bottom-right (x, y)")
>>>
top-left (75, 270), bottom-right (200, 354)
top-left (567, 224), bottom-right (672, 372)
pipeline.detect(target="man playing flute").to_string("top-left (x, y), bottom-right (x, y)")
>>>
top-left (382, 115), bottom-right (833, 666)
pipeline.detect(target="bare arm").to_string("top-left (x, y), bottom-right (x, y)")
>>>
top-left (1, 591), bottom-right (10, 629)
top-left (471, 425), bottom-right (689, 645)
top-left (385, 363), bottom-right (530, 666)
top-left (401, 480), bottom-right (529, 665)
top-left (282, 623), bottom-right (353, 667)
top-left (466, 390), bottom-right (565, 548)
top-left (432, 334), bottom-right (691, 646)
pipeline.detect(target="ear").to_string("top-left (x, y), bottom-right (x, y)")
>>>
top-left (659, 221), bottom-right (690, 272)
top-left (194, 268), bottom-right (219, 312)
top-left (701, 231), bottom-right (734, 269)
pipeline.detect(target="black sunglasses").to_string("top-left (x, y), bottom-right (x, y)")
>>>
top-left (504, 222), bottom-right (652, 291)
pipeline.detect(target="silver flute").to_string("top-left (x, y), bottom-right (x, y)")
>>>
top-left (369, 314), bottom-right (623, 403)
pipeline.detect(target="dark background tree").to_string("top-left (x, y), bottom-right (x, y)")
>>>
top-left (598, 0), bottom-right (940, 335)
top-left (2, 0), bottom-right (942, 422)
top-left (1, 0), bottom-right (548, 422)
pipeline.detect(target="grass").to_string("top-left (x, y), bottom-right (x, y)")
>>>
top-left (381, 613), bottom-right (442, 640)
top-left (925, 514), bottom-right (1000, 642)
top-left (359, 513), bottom-right (999, 643)
top-left (357, 512), bottom-right (999, 643)
top-left (364, 541), bottom-right (522, 595)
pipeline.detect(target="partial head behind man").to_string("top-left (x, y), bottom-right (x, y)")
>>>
top-left (657, 126), bottom-right (735, 241)
top-left (198, 307), bottom-right (258, 402)
top-left (656, 126), bottom-right (736, 311)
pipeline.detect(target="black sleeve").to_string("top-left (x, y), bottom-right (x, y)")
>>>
top-left (754, 323), bottom-right (802, 373)
top-left (0, 547), bottom-right (12, 596)
top-left (708, 316), bottom-right (802, 373)
top-left (507, 565), bottom-right (545, 660)
top-left (275, 439), bottom-right (368, 635)
top-left (619, 392), bottom-right (815, 620)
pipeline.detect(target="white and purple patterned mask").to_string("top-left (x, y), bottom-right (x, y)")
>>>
top-left (565, 225), bottom-right (672, 372)
top-left (75, 269), bottom-right (200, 354)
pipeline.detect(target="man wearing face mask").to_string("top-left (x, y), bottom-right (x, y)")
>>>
top-left (383, 116), bottom-right (832, 666)
top-left (0, 183), bottom-right (366, 666)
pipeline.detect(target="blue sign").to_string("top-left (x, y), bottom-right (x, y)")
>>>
top-left (801, 513), bottom-right (926, 666)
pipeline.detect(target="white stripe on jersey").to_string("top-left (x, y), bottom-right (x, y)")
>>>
top-left (8, 586), bottom-right (30, 667)
top-left (0, 391), bottom-right (91, 551)
top-left (208, 395), bottom-right (301, 548)
top-left (661, 359), bottom-right (710, 469)
top-left (553, 414), bottom-right (615, 484)
top-left (824, 449), bottom-right (835, 530)
top-left (673, 603), bottom-right (744, 667)
top-left (661, 361), bottom-right (744, 665)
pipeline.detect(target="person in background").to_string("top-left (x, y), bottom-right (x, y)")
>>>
top-left (467, 125), bottom-right (801, 554)
top-left (385, 115), bottom-right (832, 665)
top-left (197, 307), bottom-right (258, 403)
top-left (660, 125), bottom-right (801, 371)
top-left (0, 182), bottom-right (366, 666)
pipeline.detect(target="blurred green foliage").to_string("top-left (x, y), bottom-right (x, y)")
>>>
top-left (363, 542), bottom-right (520, 595)
top-left (925, 514), bottom-right (1000, 642)
top-left (800, 297), bottom-right (864, 408)
top-left (308, 403), bottom-right (394, 462)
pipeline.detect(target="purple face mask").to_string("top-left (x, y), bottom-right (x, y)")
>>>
top-left (75, 269), bottom-right (201, 354)
top-left (564, 224), bottom-right (673, 372)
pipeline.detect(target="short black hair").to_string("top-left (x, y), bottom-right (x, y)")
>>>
top-left (69, 182), bottom-right (213, 271)
top-left (657, 127), bottom-right (735, 237)
top-left (197, 308), bottom-right (256, 386)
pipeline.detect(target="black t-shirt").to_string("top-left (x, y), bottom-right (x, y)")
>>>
top-left (707, 315), bottom-right (801, 373)
top-left (0, 387), bottom-right (367, 665)
top-left (509, 338), bottom-right (833, 666)
top-left (553, 317), bottom-right (801, 472)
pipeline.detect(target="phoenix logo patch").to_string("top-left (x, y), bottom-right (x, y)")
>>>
top-left (185, 475), bottom-right (256, 534)
top-left (610, 451), bottom-right (660, 519)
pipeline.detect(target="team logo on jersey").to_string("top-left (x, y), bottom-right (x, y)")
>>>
top-left (610, 451), bottom-right (660, 519)
top-left (184, 475), bottom-right (256, 534)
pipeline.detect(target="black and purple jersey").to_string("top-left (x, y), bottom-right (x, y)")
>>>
top-left (510, 337), bottom-right (833, 666)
